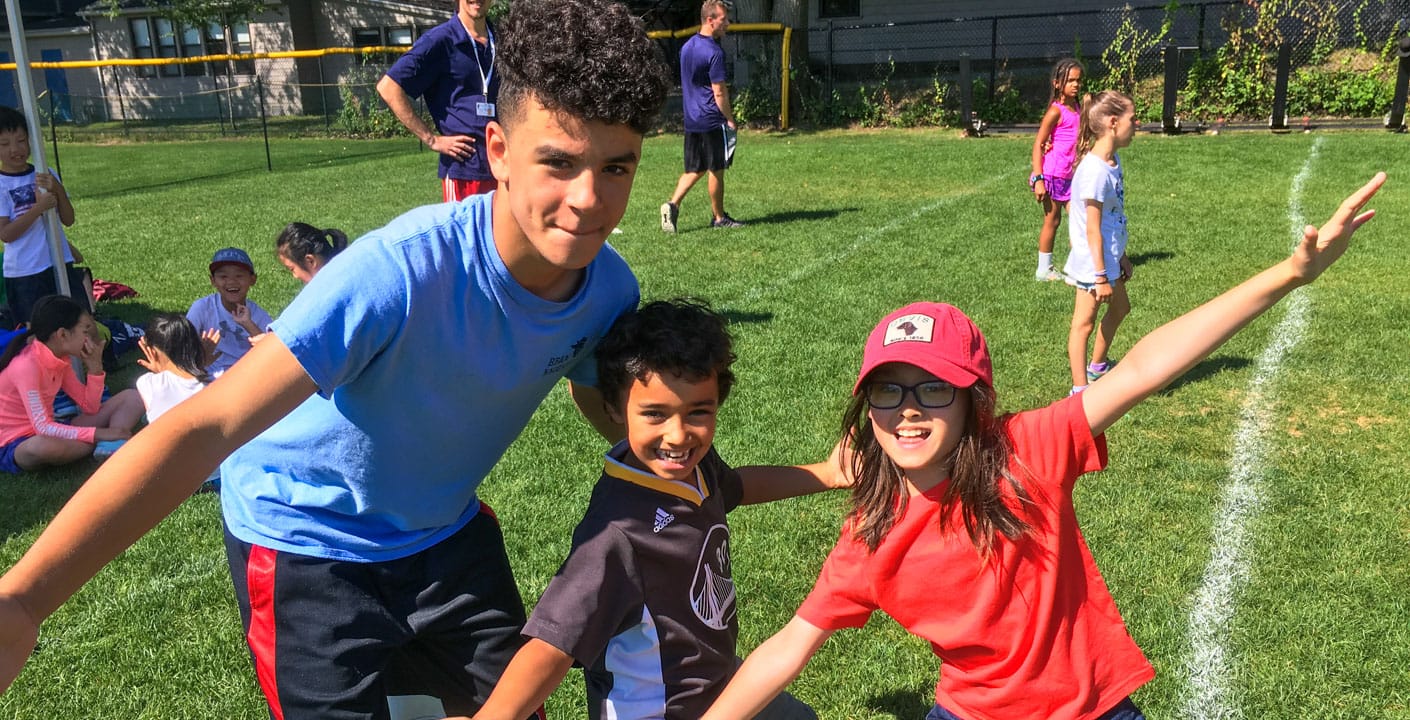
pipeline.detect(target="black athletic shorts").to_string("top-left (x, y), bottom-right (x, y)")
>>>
top-left (683, 126), bottom-right (733, 173)
top-left (225, 509), bottom-right (540, 720)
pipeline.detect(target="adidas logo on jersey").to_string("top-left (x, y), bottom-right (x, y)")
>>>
top-left (652, 508), bottom-right (675, 533)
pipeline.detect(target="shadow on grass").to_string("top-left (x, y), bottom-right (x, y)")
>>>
top-left (864, 689), bottom-right (933, 719)
top-left (79, 145), bottom-right (415, 200)
top-left (1160, 355), bottom-right (1254, 394)
top-left (1128, 250), bottom-right (1175, 268)
top-left (718, 309), bottom-right (774, 325)
top-left (743, 208), bottom-right (858, 226)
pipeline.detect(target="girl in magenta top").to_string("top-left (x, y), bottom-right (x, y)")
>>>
top-left (0, 295), bottom-right (143, 472)
top-left (1030, 58), bottom-right (1085, 282)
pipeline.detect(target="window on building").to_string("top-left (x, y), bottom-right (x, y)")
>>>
top-left (130, 18), bottom-right (156, 78)
top-left (181, 24), bottom-right (206, 76)
top-left (353, 28), bottom-right (382, 47)
top-left (818, 0), bottom-right (860, 19)
top-left (387, 26), bottom-right (413, 46)
top-left (231, 22), bottom-right (254, 75)
top-left (154, 17), bottom-right (180, 76)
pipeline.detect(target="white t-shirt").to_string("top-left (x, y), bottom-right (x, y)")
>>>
top-left (0, 165), bottom-right (74, 277)
top-left (186, 293), bottom-right (274, 377)
top-left (136, 370), bottom-right (206, 422)
top-left (1064, 152), bottom-right (1128, 285)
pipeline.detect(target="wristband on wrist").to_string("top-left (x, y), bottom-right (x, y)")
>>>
top-left (1093, 274), bottom-right (1109, 284)
top-left (1028, 173), bottom-right (1044, 188)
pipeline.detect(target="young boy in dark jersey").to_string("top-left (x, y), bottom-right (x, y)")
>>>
top-left (465, 299), bottom-right (835, 720)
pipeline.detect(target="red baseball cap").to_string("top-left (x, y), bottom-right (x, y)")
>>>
top-left (853, 302), bottom-right (993, 393)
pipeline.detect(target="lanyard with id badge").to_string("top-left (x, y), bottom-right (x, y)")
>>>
top-left (470, 27), bottom-right (496, 120)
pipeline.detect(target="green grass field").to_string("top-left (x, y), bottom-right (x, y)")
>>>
top-left (0, 127), bottom-right (1407, 719)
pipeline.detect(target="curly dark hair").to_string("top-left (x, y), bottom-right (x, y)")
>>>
top-left (596, 299), bottom-right (736, 412)
top-left (497, 0), bottom-right (670, 135)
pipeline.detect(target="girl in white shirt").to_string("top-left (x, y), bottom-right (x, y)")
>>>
top-left (135, 314), bottom-right (212, 422)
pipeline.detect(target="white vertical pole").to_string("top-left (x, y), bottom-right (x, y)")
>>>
top-left (3, 0), bottom-right (72, 298)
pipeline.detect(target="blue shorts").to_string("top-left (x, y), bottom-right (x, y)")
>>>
top-left (926, 697), bottom-right (1145, 720)
top-left (0, 435), bottom-right (29, 474)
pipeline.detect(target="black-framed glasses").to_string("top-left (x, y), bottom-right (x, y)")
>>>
top-left (864, 380), bottom-right (957, 410)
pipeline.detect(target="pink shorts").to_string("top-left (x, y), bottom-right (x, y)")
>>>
top-left (1045, 175), bottom-right (1073, 203)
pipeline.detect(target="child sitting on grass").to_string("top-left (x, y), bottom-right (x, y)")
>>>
top-left (463, 299), bottom-right (835, 720)
top-left (0, 294), bottom-right (142, 471)
top-left (186, 247), bottom-right (272, 377)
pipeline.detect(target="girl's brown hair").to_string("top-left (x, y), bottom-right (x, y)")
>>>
top-left (842, 381), bottom-right (1033, 556)
top-left (1048, 58), bottom-right (1084, 105)
top-left (1073, 90), bottom-right (1134, 169)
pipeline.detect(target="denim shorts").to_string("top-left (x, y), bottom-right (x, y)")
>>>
top-left (925, 696), bottom-right (1145, 720)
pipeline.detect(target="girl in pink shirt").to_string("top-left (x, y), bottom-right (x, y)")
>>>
top-left (702, 174), bottom-right (1385, 720)
top-left (0, 295), bottom-right (143, 472)
top-left (1030, 58), bottom-right (1085, 282)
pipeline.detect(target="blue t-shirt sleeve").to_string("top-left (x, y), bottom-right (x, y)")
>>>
top-left (561, 257), bottom-right (640, 388)
top-left (707, 45), bottom-right (726, 85)
top-left (270, 241), bottom-right (408, 396)
top-left (385, 33), bottom-right (445, 99)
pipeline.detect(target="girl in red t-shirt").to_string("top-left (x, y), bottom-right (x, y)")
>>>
top-left (702, 173), bottom-right (1386, 720)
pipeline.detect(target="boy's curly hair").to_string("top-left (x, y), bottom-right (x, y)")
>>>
top-left (497, 0), bottom-right (670, 135)
top-left (596, 299), bottom-right (736, 412)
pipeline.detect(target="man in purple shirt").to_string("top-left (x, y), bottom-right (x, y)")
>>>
top-left (378, 0), bottom-right (500, 201)
top-left (661, 0), bottom-right (744, 232)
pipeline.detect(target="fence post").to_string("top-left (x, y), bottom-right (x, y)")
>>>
top-left (825, 20), bottom-right (833, 100)
top-left (115, 69), bottom-right (128, 137)
top-left (988, 17), bottom-right (998, 103)
top-left (1269, 42), bottom-right (1291, 131)
top-left (319, 55), bottom-right (329, 133)
top-left (47, 91), bottom-right (60, 178)
top-left (1388, 35), bottom-right (1409, 131)
top-left (257, 75), bottom-right (272, 171)
top-left (1162, 43), bottom-right (1180, 134)
top-left (959, 53), bottom-right (975, 136)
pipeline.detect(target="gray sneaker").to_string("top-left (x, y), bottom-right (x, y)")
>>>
top-left (710, 214), bottom-right (746, 229)
top-left (660, 202), bottom-right (679, 233)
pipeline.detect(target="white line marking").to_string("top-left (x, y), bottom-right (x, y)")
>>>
top-left (732, 174), bottom-right (1006, 305)
top-left (1179, 136), bottom-right (1324, 720)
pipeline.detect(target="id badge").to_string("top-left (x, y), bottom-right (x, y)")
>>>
top-left (476, 102), bottom-right (496, 117)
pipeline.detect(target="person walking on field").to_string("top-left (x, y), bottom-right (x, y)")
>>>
top-left (378, 0), bottom-right (501, 201)
top-left (661, 0), bottom-right (745, 232)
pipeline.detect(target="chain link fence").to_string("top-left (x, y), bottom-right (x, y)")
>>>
top-left (798, 0), bottom-right (1410, 128)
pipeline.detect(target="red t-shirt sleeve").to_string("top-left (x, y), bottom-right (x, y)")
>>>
top-left (796, 524), bottom-right (878, 631)
top-left (1006, 393), bottom-right (1108, 495)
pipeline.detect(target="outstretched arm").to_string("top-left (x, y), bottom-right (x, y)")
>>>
top-left (0, 335), bottom-right (318, 693)
top-left (1082, 172), bottom-right (1384, 436)
top-left (700, 615), bottom-right (833, 720)
top-left (737, 439), bottom-right (854, 505)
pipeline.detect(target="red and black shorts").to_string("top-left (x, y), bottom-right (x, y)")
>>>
top-left (224, 509), bottom-right (539, 720)
top-left (443, 177), bottom-right (497, 203)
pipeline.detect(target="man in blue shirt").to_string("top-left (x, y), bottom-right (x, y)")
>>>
top-left (661, 0), bottom-right (745, 232)
top-left (0, 1), bottom-right (670, 718)
top-left (378, 0), bottom-right (501, 201)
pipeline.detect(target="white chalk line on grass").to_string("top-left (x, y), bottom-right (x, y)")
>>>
top-left (1178, 136), bottom-right (1324, 720)
top-left (731, 174), bottom-right (1007, 306)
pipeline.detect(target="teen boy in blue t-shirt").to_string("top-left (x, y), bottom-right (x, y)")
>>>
top-left (0, 1), bottom-right (671, 718)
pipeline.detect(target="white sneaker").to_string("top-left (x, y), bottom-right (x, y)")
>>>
top-left (660, 202), bottom-right (679, 233)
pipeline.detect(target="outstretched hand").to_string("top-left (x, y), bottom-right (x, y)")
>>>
top-left (1291, 172), bottom-right (1384, 283)
top-left (0, 593), bottom-right (40, 693)
top-left (136, 336), bottom-right (161, 373)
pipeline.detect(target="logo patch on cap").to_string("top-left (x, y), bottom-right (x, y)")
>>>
top-left (883, 313), bottom-right (934, 345)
